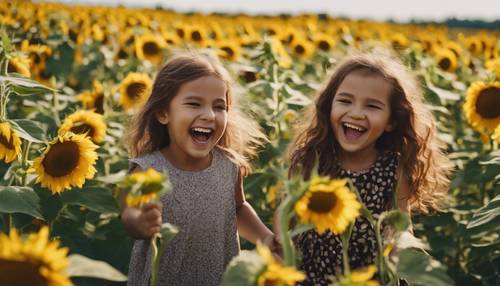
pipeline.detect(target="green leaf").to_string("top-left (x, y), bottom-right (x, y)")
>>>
top-left (384, 210), bottom-right (411, 231)
top-left (221, 250), bottom-right (265, 286)
top-left (283, 85), bottom-right (312, 106)
top-left (9, 119), bottom-right (46, 143)
top-left (67, 254), bottom-right (128, 281)
top-left (60, 187), bottom-right (120, 214)
top-left (467, 195), bottom-right (500, 232)
top-left (0, 186), bottom-right (43, 219)
top-left (396, 249), bottom-right (454, 286)
top-left (0, 75), bottom-right (57, 95)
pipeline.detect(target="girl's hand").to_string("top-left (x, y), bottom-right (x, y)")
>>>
top-left (121, 202), bottom-right (162, 239)
top-left (262, 233), bottom-right (283, 260)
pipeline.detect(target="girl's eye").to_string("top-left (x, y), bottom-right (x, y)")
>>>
top-left (368, 104), bottom-right (381, 109)
top-left (337, 99), bottom-right (351, 104)
top-left (215, 105), bottom-right (227, 111)
top-left (186, 102), bottom-right (200, 107)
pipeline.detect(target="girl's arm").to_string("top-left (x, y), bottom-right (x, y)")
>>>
top-left (235, 169), bottom-right (275, 246)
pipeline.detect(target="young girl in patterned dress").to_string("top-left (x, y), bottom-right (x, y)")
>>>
top-left (121, 53), bottom-right (278, 286)
top-left (288, 51), bottom-right (453, 286)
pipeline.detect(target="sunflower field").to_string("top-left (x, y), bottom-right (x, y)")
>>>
top-left (0, 1), bottom-right (499, 285)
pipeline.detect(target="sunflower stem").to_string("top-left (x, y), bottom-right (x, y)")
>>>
top-left (0, 82), bottom-right (6, 121)
top-left (21, 141), bottom-right (31, 186)
top-left (375, 212), bottom-right (389, 285)
top-left (341, 223), bottom-right (354, 276)
top-left (278, 193), bottom-right (299, 266)
top-left (52, 92), bottom-right (61, 126)
top-left (150, 234), bottom-right (160, 286)
top-left (2, 213), bottom-right (11, 234)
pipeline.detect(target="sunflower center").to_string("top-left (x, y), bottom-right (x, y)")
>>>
top-left (70, 122), bottom-right (95, 138)
top-left (0, 131), bottom-right (15, 150)
top-left (0, 259), bottom-right (48, 286)
top-left (221, 47), bottom-right (234, 57)
top-left (294, 44), bottom-right (305, 55)
top-left (126, 83), bottom-right (146, 99)
top-left (176, 28), bottom-right (185, 38)
top-left (191, 31), bottom-right (202, 42)
top-left (143, 41), bottom-right (159, 55)
top-left (438, 58), bottom-right (451, 71)
top-left (7, 62), bottom-right (20, 74)
top-left (42, 141), bottom-right (80, 177)
top-left (476, 87), bottom-right (500, 118)
top-left (308, 191), bottom-right (337, 213)
top-left (264, 278), bottom-right (279, 286)
top-left (318, 40), bottom-right (330, 51)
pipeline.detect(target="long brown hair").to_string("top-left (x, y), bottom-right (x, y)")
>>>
top-left (289, 50), bottom-right (453, 213)
top-left (126, 52), bottom-right (265, 174)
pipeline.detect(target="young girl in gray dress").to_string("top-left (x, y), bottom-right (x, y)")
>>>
top-left (121, 53), bottom-right (277, 286)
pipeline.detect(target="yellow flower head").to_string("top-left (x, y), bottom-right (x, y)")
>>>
top-left (485, 57), bottom-right (500, 79)
top-left (217, 40), bottom-right (242, 62)
top-left (32, 133), bottom-right (98, 194)
top-left (119, 72), bottom-right (152, 111)
top-left (435, 48), bottom-right (458, 73)
top-left (124, 168), bottom-right (168, 207)
top-left (58, 110), bottom-right (107, 143)
top-left (256, 242), bottom-right (305, 286)
top-left (7, 56), bottom-right (31, 77)
top-left (78, 80), bottom-right (106, 114)
top-left (492, 124), bottom-right (500, 144)
top-left (0, 227), bottom-right (72, 286)
top-left (135, 34), bottom-right (167, 65)
top-left (464, 81), bottom-right (500, 133)
top-left (0, 122), bottom-right (22, 163)
top-left (295, 177), bottom-right (361, 234)
top-left (337, 265), bottom-right (379, 286)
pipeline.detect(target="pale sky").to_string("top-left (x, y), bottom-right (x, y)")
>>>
top-left (53, 0), bottom-right (500, 22)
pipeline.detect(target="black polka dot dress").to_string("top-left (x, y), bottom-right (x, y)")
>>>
top-left (296, 151), bottom-right (399, 286)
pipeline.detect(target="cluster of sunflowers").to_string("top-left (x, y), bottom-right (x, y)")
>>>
top-left (0, 0), bottom-right (499, 286)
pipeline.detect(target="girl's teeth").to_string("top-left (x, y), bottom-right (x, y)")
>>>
top-left (192, 127), bottom-right (212, 133)
top-left (343, 123), bottom-right (366, 132)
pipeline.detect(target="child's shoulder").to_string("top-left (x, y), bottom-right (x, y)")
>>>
top-left (129, 150), bottom-right (163, 172)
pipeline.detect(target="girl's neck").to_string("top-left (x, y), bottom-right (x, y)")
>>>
top-left (338, 147), bottom-right (379, 173)
top-left (160, 147), bottom-right (212, 171)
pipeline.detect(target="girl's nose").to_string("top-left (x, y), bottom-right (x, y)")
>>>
top-left (200, 107), bottom-right (216, 121)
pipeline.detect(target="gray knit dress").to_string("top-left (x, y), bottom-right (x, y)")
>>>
top-left (127, 148), bottom-right (240, 286)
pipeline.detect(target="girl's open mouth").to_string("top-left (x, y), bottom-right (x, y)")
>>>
top-left (189, 127), bottom-right (213, 145)
top-left (342, 122), bottom-right (367, 140)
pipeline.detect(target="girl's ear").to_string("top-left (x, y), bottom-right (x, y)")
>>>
top-left (156, 110), bottom-right (169, 125)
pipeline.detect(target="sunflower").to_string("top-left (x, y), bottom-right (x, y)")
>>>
top-left (334, 265), bottom-right (379, 286)
top-left (0, 227), bottom-right (72, 286)
top-left (290, 37), bottom-right (315, 60)
top-left (217, 40), bottom-right (241, 61)
top-left (270, 38), bottom-right (292, 69)
top-left (485, 57), bottom-right (500, 79)
top-left (7, 56), bottom-right (31, 77)
top-left (124, 168), bottom-right (167, 207)
top-left (32, 133), bottom-right (98, 194)
top-left (0, 122), bottom-right (22, 163)
top-left (390, 33), bottom-right (409, 51)
top-left (492, 124), bottom-right (500, 144)
top-left (314, 33), bottom-right (336, 52)
top-left (256, 243), bottom-right (305, 286)
top-left (186, 25), bottom-right (208, 47)
top-left (78, 80), bottom-right (106, 114)
top-left (294, 177), bottom-right (361, 234)
top-left (135, 34), bottom-right (166, 65)
top-left (58, 110), bottom-right (107, 144)
top-left (119, 72), bottom-right (152, 111)
top-left (435, 48), bottom-right (458, 73)
top-left (464, 81), bottom-right (500, 132)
